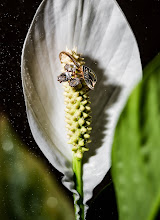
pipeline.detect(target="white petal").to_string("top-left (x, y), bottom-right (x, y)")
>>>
top-left (21, 0), bottom-right (142, 207)
top-left (81, 2), bottom-right (142, 204)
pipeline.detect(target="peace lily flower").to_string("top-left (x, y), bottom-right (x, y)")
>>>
top-left (21, 0), bottom-right (142, 219)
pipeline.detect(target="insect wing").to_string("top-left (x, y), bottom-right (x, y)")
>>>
top-left (69, 78), bottom-right (81, 87)
top-left (65, 72), bottom-right (72, 80)
top-left (83, 66), bottom-right (97, 89)
top-left (57, 72), bottom-right (71, 83)
top-left (64, 64), bottom-right (77, 73)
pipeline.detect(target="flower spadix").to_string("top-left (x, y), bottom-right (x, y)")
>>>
top-left (21, 0), bottom-right (142, 214)
top-left (58, 48), bottom-right (93, 159)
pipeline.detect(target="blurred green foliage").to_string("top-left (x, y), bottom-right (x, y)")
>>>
top-left (0, 116), bottom-right (74, 220)
top-left (112, 54), bottom-right (160, 220)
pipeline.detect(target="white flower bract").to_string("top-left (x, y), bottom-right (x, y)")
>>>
top-left (21, 0), bottom-right (142, 213)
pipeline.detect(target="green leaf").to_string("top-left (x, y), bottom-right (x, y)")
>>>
top-left (0, 115), bottom-right (74, 220)
top-left (111, 54), bottom-right (160, 220)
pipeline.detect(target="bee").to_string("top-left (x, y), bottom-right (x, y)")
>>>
top-left (58, 51), bottom-right (97, 90)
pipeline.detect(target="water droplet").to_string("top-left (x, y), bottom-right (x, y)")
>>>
top-left (46, 197), bottom-right (58, 208)
top-left (2, 140), bottom-right (14, 152)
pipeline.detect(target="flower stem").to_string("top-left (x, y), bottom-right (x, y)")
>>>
top-left (73, 153), bottom-right (84, 220)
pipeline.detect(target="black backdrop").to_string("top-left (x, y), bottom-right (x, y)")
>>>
top-left (1, 0), bottom-right (160, 219)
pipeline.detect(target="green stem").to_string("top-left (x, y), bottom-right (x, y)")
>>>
top-left (73, 153), bottom-right (84, 220)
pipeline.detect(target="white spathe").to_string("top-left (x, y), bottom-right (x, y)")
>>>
top-left (21, 0), bottom-right (142, 211)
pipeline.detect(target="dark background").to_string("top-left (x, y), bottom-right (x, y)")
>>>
top-left (1, 0), bottom-right (160, 219)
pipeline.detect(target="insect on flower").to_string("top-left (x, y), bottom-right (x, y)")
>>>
top-left (57, 51), bottom-right (97, 90)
